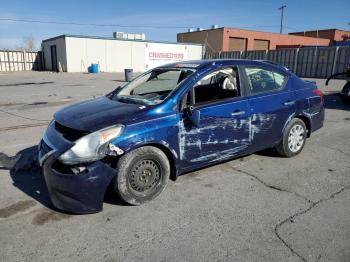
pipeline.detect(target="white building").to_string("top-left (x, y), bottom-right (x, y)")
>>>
top-left (41, 34), bottom-right (204, 72)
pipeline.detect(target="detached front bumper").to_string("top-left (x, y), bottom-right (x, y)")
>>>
top-left (42, 155), bottom-right (116, 214)
top-left (39, 122), bottom-right (117, 214)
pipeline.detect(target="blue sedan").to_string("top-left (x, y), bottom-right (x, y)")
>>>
top-left (39, 59), bottom-right (325, 213)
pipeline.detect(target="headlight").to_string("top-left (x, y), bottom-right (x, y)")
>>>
top-left (58, 124), bottom-right (124, 165)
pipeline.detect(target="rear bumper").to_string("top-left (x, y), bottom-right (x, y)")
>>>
top-left (42, 154), bottom-right (116, 214)
top-left (310, 106), bottom-right (325, 133)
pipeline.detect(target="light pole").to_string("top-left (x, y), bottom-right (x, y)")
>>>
top-left (279, 5), bottom-right (287, 34)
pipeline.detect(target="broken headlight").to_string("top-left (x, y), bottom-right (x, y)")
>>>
top-left (58, 125), bottom-right (124, 165)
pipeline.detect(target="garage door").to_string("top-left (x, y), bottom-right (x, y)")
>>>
top-left (229, 37), bottom-right (247, 51)
top-left (254, 39), bottom-right (269, 50)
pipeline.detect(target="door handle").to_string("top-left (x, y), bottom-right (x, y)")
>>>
top-left (283, 101), bottom-right (295, 106)
top-left (231, 110), bottom-right (245, 116)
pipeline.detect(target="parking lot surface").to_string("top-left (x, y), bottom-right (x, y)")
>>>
top-left (0, 71), bottom-right (349, 262)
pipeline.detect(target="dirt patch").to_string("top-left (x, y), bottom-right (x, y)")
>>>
top-left (32, 210), bottom-right (72, 226)
top-left (27, 102), bottom-right (48, 106)
top-left (0, 81), bottom-right (54, 87)
top-left (0, 200), bottom-right (37, 218)
top-left (344, 118), bottom-right (350, 121)
top-left (0, 102), bottom-right (25, 107)
top-left (20, 100), bottom-right (73, 110)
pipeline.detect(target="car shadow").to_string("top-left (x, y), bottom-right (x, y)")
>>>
top-left (324, 92), bottom-right (350, 111)
top-left (254, 148), bottom-right (284, 158)
top-left (1, 146), bottom-right (128, 214)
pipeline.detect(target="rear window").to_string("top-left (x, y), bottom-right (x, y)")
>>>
top-left (273, 72), bottom-right (288, 88)
top-left (244, 67), bottom-right (288, 94)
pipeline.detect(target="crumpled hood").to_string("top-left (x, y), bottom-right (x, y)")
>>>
top-left (54, 96), bottom-right (145, 132)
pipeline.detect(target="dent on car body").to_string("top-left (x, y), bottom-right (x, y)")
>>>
top-left (177, 113), bottom-right (277, 163)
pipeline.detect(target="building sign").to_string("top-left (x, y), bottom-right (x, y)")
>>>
top-left (145, 43), bottom-right (187, 69)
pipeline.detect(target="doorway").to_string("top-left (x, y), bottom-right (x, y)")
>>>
top-left (50, 45), bottom-right (58, 72)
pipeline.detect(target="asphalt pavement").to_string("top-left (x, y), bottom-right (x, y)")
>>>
top-left (0, 71), bottom-right (349, 262)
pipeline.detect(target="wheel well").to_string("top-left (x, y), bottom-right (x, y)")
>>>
top-left (143, 143), bottom-right (178, 181)
top-left (294, 115), bottom-right (311, 137)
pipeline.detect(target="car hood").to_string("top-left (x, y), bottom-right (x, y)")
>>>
top-left (54, 96), bottom-right (146, 132)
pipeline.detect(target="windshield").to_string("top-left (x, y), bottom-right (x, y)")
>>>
top-left (109, 68), bottom-right (195, 105)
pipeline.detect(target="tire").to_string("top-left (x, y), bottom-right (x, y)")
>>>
top-left (340, 82), bottom-right (350, 103)
top-left (276, 118), bottom-right (307, 157)
top-left (114, 146), bottom-right (170, 205)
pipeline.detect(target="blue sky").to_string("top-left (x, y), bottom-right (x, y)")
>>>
top-left (0, 0), bottom-right (349, 49)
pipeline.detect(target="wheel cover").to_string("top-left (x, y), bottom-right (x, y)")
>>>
top-left (128, 159), bottom-right (161, 193)
top-left (288, 124), bottom-right (305, 153)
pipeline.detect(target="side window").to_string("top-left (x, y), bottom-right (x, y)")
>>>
top-left (192, 67), bottom-right (240, 105)
top-left (273, 71), bottom-right (288, 88)
top-left (244, 67), bottom-right (288, 95)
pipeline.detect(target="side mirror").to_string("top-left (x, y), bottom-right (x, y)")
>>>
top-left (184, 105), bottom-right (200, 127)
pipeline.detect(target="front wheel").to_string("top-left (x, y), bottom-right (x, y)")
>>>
top-left (113, 146), bottom-right (170, 205)
top-left (340, 82), bottom-right (350, 103)
top-left (276, 118), bottom-right (307, 157)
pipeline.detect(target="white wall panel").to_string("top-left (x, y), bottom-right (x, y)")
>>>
top-left (42, 38), bottom-right (67, 71)
top-left (43, 36), bottom-right (203, 72)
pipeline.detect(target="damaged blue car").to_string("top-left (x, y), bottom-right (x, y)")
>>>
top-left (39, 59), bottom-right (325, 213)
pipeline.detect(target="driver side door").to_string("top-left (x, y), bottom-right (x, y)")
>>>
top-left (178, 66), bottom-right (251, 168)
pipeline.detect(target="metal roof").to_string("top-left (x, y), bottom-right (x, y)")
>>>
top-left (42, 34), bottom-right (203, 46)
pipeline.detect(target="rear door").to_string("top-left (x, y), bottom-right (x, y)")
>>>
top-left (242, 66), bottom-right (296, 150)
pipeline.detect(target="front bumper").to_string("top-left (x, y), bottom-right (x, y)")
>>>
top-left (39, 122), bottom-right (117, 214)
top-left (42, 154), bottom-right (116, 214)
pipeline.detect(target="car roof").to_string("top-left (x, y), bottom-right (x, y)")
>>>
top-left (160, 59), bottom-right (290, 74)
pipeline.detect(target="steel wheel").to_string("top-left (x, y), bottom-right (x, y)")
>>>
top-left (128, 159), bottom-right (162, 194)
top-left (114, 146), bottom-right (170, 205)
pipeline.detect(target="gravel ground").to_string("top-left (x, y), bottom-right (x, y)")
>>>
top-left (0, 71), bottom-right (349, 262)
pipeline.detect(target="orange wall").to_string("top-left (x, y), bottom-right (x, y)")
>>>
top-left (290, 29), bottom-right (350, 42)
top-left (223, 28), bottom-right (330, 51)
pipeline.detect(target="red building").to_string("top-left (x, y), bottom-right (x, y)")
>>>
top-left (177, 27), bottom-right (331, 52)
top-left (289, 29), bottom-right (350, 45)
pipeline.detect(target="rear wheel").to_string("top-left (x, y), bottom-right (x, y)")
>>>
top-left (114, 146), bottom-right (170, 205)
top-left (276, 118), bottom-right (307, 157)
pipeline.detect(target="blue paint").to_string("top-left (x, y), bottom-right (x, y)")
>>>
top-left (40, 59), bottom-right (325, 213)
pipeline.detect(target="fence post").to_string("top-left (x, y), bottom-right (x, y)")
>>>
top-left (331, 46), bottom-right (339, 75)
top-left (294, 48), bottom-right (299, 73)
top-left (7, 51), bottom-right (11, 71)
top-left (23, 50), bottom-right (27, 71)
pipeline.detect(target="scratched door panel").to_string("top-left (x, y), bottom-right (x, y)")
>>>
top-left (178, 98), bottom-right (251, 168)
top-left (248, 89), bottom-right (296, 150)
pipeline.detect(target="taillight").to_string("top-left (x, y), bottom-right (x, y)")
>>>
top-left (313, 89), bottom-right (324, 98)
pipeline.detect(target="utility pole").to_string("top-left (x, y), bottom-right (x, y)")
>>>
top-left (278, 5), bottom-right (286, 34)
